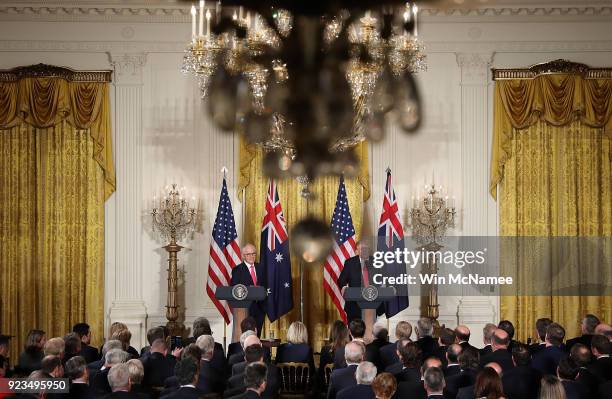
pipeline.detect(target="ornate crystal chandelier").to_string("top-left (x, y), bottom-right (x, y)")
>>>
top-left (181, 1), bottom-right (427, 178)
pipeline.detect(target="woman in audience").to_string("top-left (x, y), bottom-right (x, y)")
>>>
top-left (372, 372), bottom-right (397, 399)
top-left (318, 320), bottom-right (349, 388)
top-left (111, 328), bottom-right (139, 359)
top-left (17, 329), bottom-right (46, 375)
top-left (474, 367), bottom-right (505, 399)
top-left (539, 375), bottom-right (567, 399)
top-left (275, 321), bottom-right (315, 371)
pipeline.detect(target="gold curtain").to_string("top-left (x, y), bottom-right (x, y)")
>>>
top-left (0, 71), bottom-right (113, 357)
top-left (239, 138), bottom-right (369, 350)
top-left (490, 73), bottom-right (612, 341)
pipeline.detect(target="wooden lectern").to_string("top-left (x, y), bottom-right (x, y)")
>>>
top-left (215, 285), bottom-right (267, 342)
top-left (343, 286), bottom-right (397, 340)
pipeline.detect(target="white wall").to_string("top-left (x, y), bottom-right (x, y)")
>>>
top-left (1, 1), bottom-right (611, 349)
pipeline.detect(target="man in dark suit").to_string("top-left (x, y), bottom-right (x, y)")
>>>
top-left (233, 362), bottom-right (269, 399)
top-left (444, 344), bottom-right (462, 377)
top-left (337, 361), bottom-right (376, 399)
top-left (434, 328), bottom-right (455, 368)
top-left (194, 336), bottom-right (225, 394)
top-left (529, 318), bottom-right (552, 356)
top-left (502, 344), bottom-right (542, 399)
top-left (566, 314), bottom-right (600, 352)
top-left (106, 363), bottom-right (140, 399)
top-left (367, 323), bottom-right (390, 371)
top-left (480, 329), bottom-right (514, 372)
top-left (415, 318), bottom-right (438, 360)
top-left (570, 343), bottom-right (598, 397)
top-left (480, 323), bottom-right (497, 358)
top-left (73, 323), bottom-right (99, 364)
top-left (182, 317), bottom-right (226, 373)
top-left (390, 342), bottom-right (421, 383)
top-left (588, 334), bottom-right (612, 382)
top-left (455, 326), bottom-right (476, 352)
top-left (231, 334), bottom-right (271, 376)
top-left (65, 356), bottom-right (94, 399)
top-left (335, 319), bottom-right (376, 369)
top-left (382, 339), bottom-right (409, 375)
top-left (557, 357), bottom-right (588, 399)
top-left (225, 345), bottom-right (279, 399)
top-left (88, 340), bottom-right (122, 382)
top-left (141, 339), bottom-right (178, 388)
top-left (457, 362), bottom-right (502, 399)
top-left (533, 323), bottom-right (567, 375)
top-left (337, 242), bottom-right (378, 322)
top-left (444, 347), bottom-right (479, 399)
top-left (396, 357), bottom-right (442, 399)
top-left (498, 320), bottom-right (520, 353)
top-left (328, 341), bottom-right (364, 399)
top-left (160, 358), bottom-right (202, 399)
top-left (91, 349), bottom-right (128, 396)
top-left (227, 317), bottom-right (258, 360)
top-left (380, 321), bottom-right (412, 369)
top-left (423, 367), bottom-right (445, 399)
top-left (231, 243), bottom-right (267, 333)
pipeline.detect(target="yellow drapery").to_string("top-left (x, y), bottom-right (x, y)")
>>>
top-left (0, 70), bottom-right (113, 356)
top-left (238, 138), bottom-right (369, 350)
top-left (490, 73), bottom-right (612, 341)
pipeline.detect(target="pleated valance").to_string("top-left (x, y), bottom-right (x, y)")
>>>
top-left (0, 65), bottom-right (115, 199)
top-left (490, 62), bottom-right (612, 199)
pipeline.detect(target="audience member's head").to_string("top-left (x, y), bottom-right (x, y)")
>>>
top-left (356, 361), bottom-right (377, 385)
top-left (447, 344), bottom-right (462, 365)
top-left (175, 357), bottom-right (199, 386)
top-left (345, 341), bottom-right (365, 365)
top-left (455, 325), bottom-right (470, 343)
top-left (195, 335), bottom-right (215, 360)
top-left (556, 357), bottom-right (578, 381)
top-left (150, 338), bottom-right (168, 355)
top-left (399, 342), bottom-right (422, 368)
top-left (581, 314), bottom-right (600, 335)
top-left (105, 348), bottom-right (128, 368)
top-left (569, 343), bottom-right (591, 368)
top-left (126, 359), bottom-right (144, 385)
top-left (594, 323), bottom-right (612, 339)
top-left (146, 327), bottom-right (165, 346)
top-left (25, 329), bottom-right (46, 352)
top-left (420, 357), bottom-right (443, 377)
top-left (245, 344), bottom-right (264, 364)
top-left (483, 323), bottom-right (497, 346)
top-left (101, 340), bottom-right (123, 358)
top-left (591, 334), bottom-right (610, 357)
top-left (72, 323), bottom-right (91, 345)
top-left (484, 362), bottom-right (502, 377)
top-left (395, 321), bottom-right (412, 341)
top-left (459, 347), bottom-right (480, 371)
top-left (181, 343), bottom-right (203, 362)
top-left (244, 362), bottom-right (268, 393)
top-left (439, 328), bottom-right (455, 347)
top-left (107, 363), bottom-right (131, 392)
top-left (372, 322), bottom-right (389, 343)
top-left (41, 355), bottom-right (63, 377)
top-left (64, 333), bottom-right (82, 356)
top-left (475, 367), bottom-right (504, 399)
top-left (349, 319), bottom-right (366, 339)
top-left (498, 320), bottom-right (515, 340)
top-left (240, 330), bottom-right (257, 349)
top-left (244, 334), bottom-right (261, 351)
top-left (111, 329), bottom-right (132, 352)
top-left (287, 321), bottom-right (308, 345)
top-left (423, 367), bottom-right (445, 395)
top-left (44, 337), bottom-right (65, 359)
top-left (545, 323), bottom-right (565, 347)
top-left (535, 318), bottom-right (553, 343)
top-left (241, 317), bottom-right (258, 334)
top-left (416, 318), bottom-right (434, 338)
top-left (511, 343), bottom-right (531, 367)
top-left (491, 329), bottom-right (510, 351)
top-left (372, 372), bottom-right (397, 399)
top-left (65, 356), bottom-right (88, 382)
top-left (539, 375), bottom-right (567, 399)
top-left (108, 322), bottom-right (128, 341)
top-left (330, 320), bottom-right (350, 350)
top-left (192, 317), bottom-right (213, 339)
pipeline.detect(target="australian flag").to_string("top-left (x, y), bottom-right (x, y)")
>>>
top-left (261, 179), bottom-right (293, 322)
top-left (377, 169), bottom-right (409, 317)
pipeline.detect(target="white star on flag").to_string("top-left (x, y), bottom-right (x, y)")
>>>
top-left (267, 288), bottom-right (272, 294)
top-left (275, 253), bottom-right (284, 262)
top-left (284, 282), bottom-right (290, 288)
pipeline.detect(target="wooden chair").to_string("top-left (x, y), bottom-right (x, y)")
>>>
top-left (278, 362), bottom-right (311, 398)
top-left (323, 363), bottom-right (334, 388)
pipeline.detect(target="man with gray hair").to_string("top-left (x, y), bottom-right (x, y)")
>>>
top-left (107, 363), bottom-right (134, 397)
top-left (88, 339), bottom-right (122, 373)
top-left (228, 330), bottom-right (257, 368)
top-left (91, 348), bottom-right (128, 395)
top-left (423, 367), bottom-right (445, 399)
top-left (416, 317), bottom-right (438, 360)
top-left (195, 335), bottom-right (225, 394)
top-left (480, 323), bottom-right (497, 357)
top-left (64, 356), bottom-right (90, 397)
top-left (567, 314), bottom-right (600, 351)
top-left (336, 361), bottom-right (377, 399)
top-left (327, 341), bottom-right (365, 399)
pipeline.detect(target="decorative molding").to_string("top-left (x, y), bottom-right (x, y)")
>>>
top-left (456, 52), bottom-right (494, 84)
top-left (109, 53), bottom-right (147, 85)
top-left (0, 63), bottom-right (111, 82)
top-left (492, 59), bottom-right (612, 80)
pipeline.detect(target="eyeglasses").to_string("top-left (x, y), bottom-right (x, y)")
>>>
top-left (244, 252), bottom-right (257, 256)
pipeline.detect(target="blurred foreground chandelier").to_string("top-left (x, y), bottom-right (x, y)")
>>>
top-left (182, 1), bottom-right (426, 178)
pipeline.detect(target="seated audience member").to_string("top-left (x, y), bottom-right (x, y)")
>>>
top-left (227, 317), bottom-right (258, 360)
top-left (63, 333), bottom-right (82, 365)
top-left (445, 347), bottom-right (480, 399)
top-left (588, 334), bottom-right (612, 382)
top-left (566, 314), bottom-right (600, 351)
top-left (457, 362), bottom-right (502, 399)
top-left (140, 326), bottom-right (165, 358)
top-left (481, 323), bottom-right (497, 357)
top-left (380, 321), bottom-right (412, 369)
top-left (319, 321), bottom-right (349, 379)
top-left (112, 329), bottom-right (139, 360)
top-left (502, 343), bottom-right (542, 399)
top-left (126, 359), bottom-right (148, 398)
top-left (395, 356), bottom-right (442, 399)
top-left (435, 328), bottom-right (456, 368)
top-left (415, 318), bottom-right (439, 360)
top-left (594, 323), bottom-right (612, 340)
top-left (160, 357), bottom-right (201, 399)
top-left (480, 329), bottom-right (514, 372)
top-left (92, 348), bottom-right (128, 395)
top-left (239, 362), bottom-right (269, 399)
top-left (40, 355), bottom-right (64, 378)
top-left (371, 372), bottom-right (397, 399)
top-left (226, 345), bottom-right (279, 399)
top-left (162, 343), bottom-right (202, 393)
top-left (64, 356), bottom-right (92, 399)
top-left (90, 340), bottom-right (123, 376)
top-left (337, 361), bottom-right (377, 399)
top-left (229, 331), bottom-right (257, 368)
top-left (276, 321), bottom-right (315, 372)
top-left (569, 344), bottom-right (597, 396)
top-left (445, 344), bottom-right (462, 377)
top-left (334, 319), bottom-right (368, 369)
top-left (497, 320), bottom-right (519, 353)
top-left (530, 318), bottom-right (553, 356)
top-left (366, 322), bottom-right (390, 370)
top-left (73, 323), bottom-right (100, 364)
top-left (184, 317), bottom-right (226, 372)
top-left (327, 341), bottom-right (365, 399)
top-left (473, 366), bottom-right (505, 399)
top-left (556, 358), bottom-right (587, 399)
top-left (17, 329), bottom-right (46, 375)
top-left (392, 342), bottom-right (421, 383)
top-left (107, 362), bottom-right (138, 398)
top-left (195, 336), bottom-right (225, 394)
top-left (383, 339), bottom-right (410, 375)
top-left (533, 323), bottom-right (567, 376)
top-left (423, 367), bottom-right (445, 399)
top-left (141, 338), bottom-right (178, 388)
top-left (455, 325), bottom-right (475, 351)
top-left (44, 337), bottom-right (65, 360)
top-left (232, 334), bottom-right (264, 376)
top-left (539, 375), bottom-right (567, 399)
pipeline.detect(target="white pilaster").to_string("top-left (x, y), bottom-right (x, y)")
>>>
top-left (107, 53), bottom-right (148, 349)
top-left (455, 52), bottom-right (497, 346)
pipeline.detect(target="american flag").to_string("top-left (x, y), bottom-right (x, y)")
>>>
top-left (323, 176), bottom-right (357, 324)
top-left (377, 169), bottom-right (409, 317)
top-left (206, 177), bottom-right (241, 324)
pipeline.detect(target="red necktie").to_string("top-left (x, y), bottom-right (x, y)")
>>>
top-left (249, 264), bottom-right (257, 286)
top-left (362, 264), bottom-right (369, 286)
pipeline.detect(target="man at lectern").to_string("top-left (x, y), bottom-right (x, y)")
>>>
top-left (231, 243), bottom-right (267, 334)
top-left (338, 241), bottom-right (378, 322)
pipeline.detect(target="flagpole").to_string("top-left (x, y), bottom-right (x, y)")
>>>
top-left (300, 261), bottom-right (304, 323)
